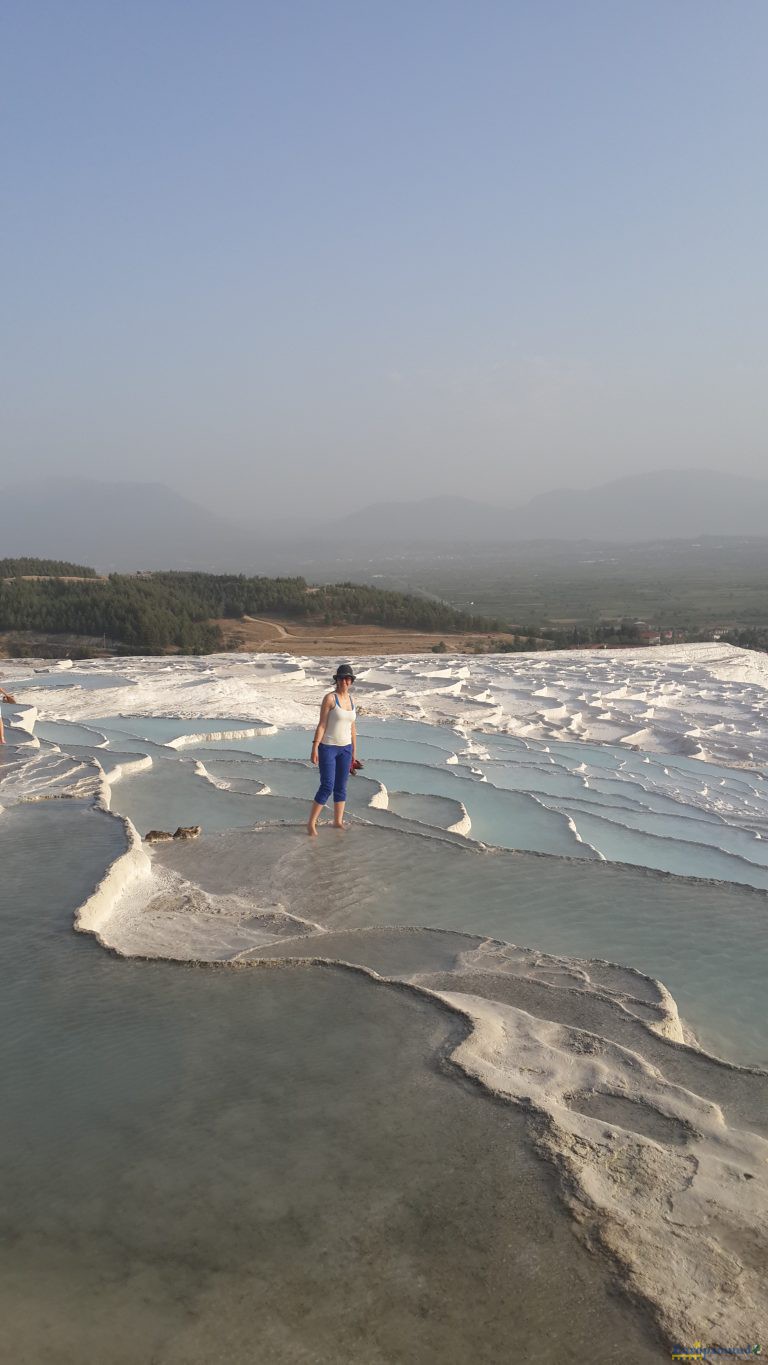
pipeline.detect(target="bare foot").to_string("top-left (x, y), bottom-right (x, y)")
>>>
top-left (332, 821), bottom-right (347, 831)
top-left (307, 823), bottom-right (318, 837)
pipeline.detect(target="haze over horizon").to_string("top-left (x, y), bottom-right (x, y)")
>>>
top-left (3, 1), bottom-right (767, 521)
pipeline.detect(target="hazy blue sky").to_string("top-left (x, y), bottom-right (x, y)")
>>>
top-left (3, 1), bottom-right (767, 518)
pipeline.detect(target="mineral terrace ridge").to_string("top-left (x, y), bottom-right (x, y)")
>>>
top-left (1, 641), bottom-right (767, 1351)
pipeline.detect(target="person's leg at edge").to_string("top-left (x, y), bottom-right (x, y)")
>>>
top-left (307, 800), bottom-right (324, 837)
top-left (332, 745), bottom-right (352, 829)
top-left (308, 744), bottom-right (335, 836)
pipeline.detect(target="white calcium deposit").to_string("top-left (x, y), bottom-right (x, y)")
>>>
top-left (3, 642), bottom-right (767, 766)
top-left (2, 642), bottom-right (767, 1350)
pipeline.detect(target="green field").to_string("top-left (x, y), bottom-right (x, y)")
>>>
top-left (300, 538), bottom-right (768, 631)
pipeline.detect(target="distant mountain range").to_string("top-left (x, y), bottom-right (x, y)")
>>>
top-left (503, 470), bottom-right (768, 543)
top-left (2, 470), bottom-right (768, 572)
top-left (0, 479), bottom-right (258, 573)
top-left (333, 471), bottom-right (768, 544)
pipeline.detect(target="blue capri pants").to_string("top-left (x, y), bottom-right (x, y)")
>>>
top-left (314, 743), bottom-right (353, 805)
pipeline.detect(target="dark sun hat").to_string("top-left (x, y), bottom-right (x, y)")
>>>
top-left (333, 662), bottom-right (355, 682)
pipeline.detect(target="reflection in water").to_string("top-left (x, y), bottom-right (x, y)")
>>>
top-left (0, 803), bottom-right (666, 1364)
top-left (5, 710), bottom-right (768, 1357)
top-left (152, 822), bottom-right (768, 1066)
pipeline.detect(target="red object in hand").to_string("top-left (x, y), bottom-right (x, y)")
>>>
top-left (350, 758), bottom-right (363, 774)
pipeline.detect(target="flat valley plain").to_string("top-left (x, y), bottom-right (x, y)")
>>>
top-left (4, 538), bottom-right (768, 661)
top-left (281, 536), bottom-right (768, 629)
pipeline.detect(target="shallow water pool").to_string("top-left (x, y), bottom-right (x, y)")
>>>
top-left (90, 714), bottom-right (269, 743)
top-left (0, 800), bottom-right (666, 1364)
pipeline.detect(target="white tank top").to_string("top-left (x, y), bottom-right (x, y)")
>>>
top-left (322, 691), bottom-right (356, 745)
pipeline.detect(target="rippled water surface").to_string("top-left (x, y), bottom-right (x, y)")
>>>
top-left (0, 803), bottom-right (666, 1364)
top-left (27, 715), bottom-right (768, 1063)
top-left (88, 714), bottom-right (768, 886)
top-left (153, 822), bottom-right (768, 1065)
top-left (5, 678), bottom-right (768, 1358)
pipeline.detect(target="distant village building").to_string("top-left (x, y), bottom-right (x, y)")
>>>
top-left (633, 620), bottom-right (672, 646)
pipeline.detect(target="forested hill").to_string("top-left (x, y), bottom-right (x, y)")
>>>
top-left (0, 570), bottom-right (500, 654)
top-left (0, 557), bottom-right (99, 578)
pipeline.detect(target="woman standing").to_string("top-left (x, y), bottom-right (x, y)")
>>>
top-left (307, 663), bottom-right (357, 836)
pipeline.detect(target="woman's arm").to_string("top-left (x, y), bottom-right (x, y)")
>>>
top-left (311, 695), bottom-right (334, 763)
top-left (350, 720), bottom-right (356, 759)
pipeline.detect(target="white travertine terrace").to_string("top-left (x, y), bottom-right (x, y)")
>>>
top-left (2, 642), bottom-right (767, 1349)
top-left (5, 641), bottom-right (768, 766)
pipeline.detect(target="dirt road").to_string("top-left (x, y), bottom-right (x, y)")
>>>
top-left (242, 616), bottom-right (293, 638)
top-left (214, 617), bottom-right (515, 656)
